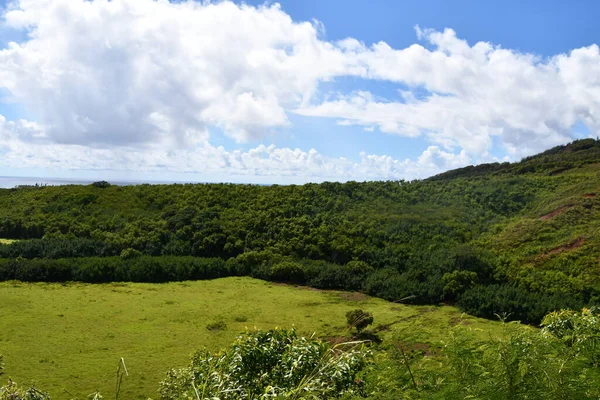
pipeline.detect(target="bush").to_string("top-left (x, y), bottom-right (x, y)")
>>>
top-left (457, 284), bottom-right (586, 325)
top-left (269, 261), bottom-right (305, 284)
top-left (120, 248), bottom-right (143, 260)
top-left (346, 309), bottom-right (374, 333)
top-left (442, 270), bottom-right (478, 301)
top-left (205, 320), bottom-right (227, 331)
top-left (159, 329), bottom-right (370, 399)
top-left (0, 256), bottom-right (228, 283)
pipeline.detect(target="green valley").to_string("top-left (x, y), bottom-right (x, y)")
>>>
top-left (1, 139), bottom-right (600, 398)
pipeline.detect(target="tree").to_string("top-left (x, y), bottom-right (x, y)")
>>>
top-left (442, 270), bottom-right (478, 301)
top-left (346, 309), bottom-right (374, 333)
top-left (91, 180), bottom-right (111, 188)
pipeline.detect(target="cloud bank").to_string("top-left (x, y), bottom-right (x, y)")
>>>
top-left (0, 0), bottom-right (598, 181)
top-left (0, 115), bottom-right (470, 181)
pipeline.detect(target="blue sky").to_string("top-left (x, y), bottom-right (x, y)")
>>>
top-left (0, 0), bottom-right (598, 183)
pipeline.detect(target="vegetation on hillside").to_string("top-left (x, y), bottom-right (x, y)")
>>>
top-left (0, 139), bottom-right (599, 323)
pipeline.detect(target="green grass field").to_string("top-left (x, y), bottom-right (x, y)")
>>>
top-left (0, 277), bottom-right (501, 399)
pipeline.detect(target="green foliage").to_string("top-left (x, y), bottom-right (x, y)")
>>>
top-left (428, 323), bottom-right (599, 400)
top-left (442, 270), bottom-right (478, 301)
top-left (269, 261), bottom-right (305, 284)
top-left (363, 313), bottom-right (600, 399)
top-left (91, 181), bottom-right (111, 189)
top-left (542, 307), bottom-right (600, 366)
top-left (0, 380), bottom-right (49, 400)
top-left (159, 329), bottom-right (370, 399)
top-left (119, 247), bottom-right (142, 260)
top-left (0, 139), bottom-right (599, 324)
top-left (457, 284), bottom-right (586, 324)
top-left (346, 309), bottom-right (374, 333)
top-left (0, 256), bottom-right (227, 283)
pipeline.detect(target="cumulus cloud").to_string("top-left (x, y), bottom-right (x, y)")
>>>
top-left (0, 0), bottom-right (353, 147)
top-left (0, 114), bottom-right (471, 182)
top-left (0, 0), bottom-right (599, 180)
top-left (298, 28), bottom-right (600, 158)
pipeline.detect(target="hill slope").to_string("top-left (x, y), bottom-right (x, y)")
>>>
top-left (0, 138), bottom-right (599, 323)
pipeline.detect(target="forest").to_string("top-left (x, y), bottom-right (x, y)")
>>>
top-left (0, 138), bottom-right (599, 324)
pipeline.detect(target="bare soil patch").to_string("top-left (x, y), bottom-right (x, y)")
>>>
top-left (547, 237), bottom-right (585, 255)
top-left (539, 205), bottom-right (572, 220)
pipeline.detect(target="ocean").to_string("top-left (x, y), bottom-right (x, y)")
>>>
top-left (0, 176), bottom-right (163, 189)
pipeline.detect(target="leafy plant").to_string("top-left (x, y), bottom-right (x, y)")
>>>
top-left (0, 380), bottom-right (50, 400)
top-left (542, 307), bottom-right (600, 366)
top-left (159, 328), bottom-right (370, 399)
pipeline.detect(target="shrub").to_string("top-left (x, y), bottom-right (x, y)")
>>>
top-left (120, 248), bottom-right (143, 260)
top-left (269, 261), bottom-right (305, 284)
top-left (205, 320), bottom-right (227, 331)
top-left (542, 307), bottom-right (600, 366)
top-left (457, 284), bottom-right (586, 325)
top-left (159, 329), bottom-right (370, 399)
top-left (0, 380), bottom-right (50, 400)
top-left (346, 309), bottom-right (374, 333)
top-left (442, 270), bottom-right (478, 301)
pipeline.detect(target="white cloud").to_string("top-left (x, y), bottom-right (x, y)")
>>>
top-left (0, 0), bottom-right (354, 147)
top-left (0, 114), bottom-right (471, 182)
top-left (0, 0), bottom-right (599, 179)
top-left (298, 28), bottom-right (600, 158)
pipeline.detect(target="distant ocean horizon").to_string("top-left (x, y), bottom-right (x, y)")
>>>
top-left (0, 176), bottom-right (271, 189)
top-left (0, 176), bottom-right (187, 189)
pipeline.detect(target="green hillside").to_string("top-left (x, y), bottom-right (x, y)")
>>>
top-left (0, 138), bottom-right (599, 323)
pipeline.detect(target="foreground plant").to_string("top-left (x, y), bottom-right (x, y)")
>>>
top-left (542, 307), bottom-right (600, 366)
top-left (0, 380), bottom-right (49, 400)
top-left (159, 328), bottom-right (371, 399)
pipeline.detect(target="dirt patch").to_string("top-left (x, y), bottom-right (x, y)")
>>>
top-left (539, 205), bottom-right (572, 220)
top-left (584, 193), bottom-right (597, 198)
top-left (547, 237), bottom-right (585, 255)
top-left (339, 292), bottom-right (368, 302)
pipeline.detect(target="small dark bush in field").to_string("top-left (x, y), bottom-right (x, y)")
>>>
top-left (346, 309), bottom-right (374, 333)
top-left (206, 320), bottom-right (227, 331)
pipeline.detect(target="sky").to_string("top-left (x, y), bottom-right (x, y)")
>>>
top-left (0, 0), bottom-right (599, 184)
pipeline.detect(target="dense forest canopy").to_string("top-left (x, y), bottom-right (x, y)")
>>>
top-left (0, 138), bottom-right (599, 323)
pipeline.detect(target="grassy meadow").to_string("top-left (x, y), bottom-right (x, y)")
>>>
top-left (0, 277), bottom-right (501, 399)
